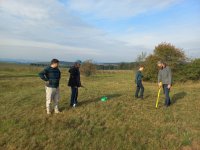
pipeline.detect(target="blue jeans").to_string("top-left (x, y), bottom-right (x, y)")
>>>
top-left (135, 80), bottom-right (144, 98)
top-left (163, 84), bottom-right (171, 106)
top-left (70, 87), bottom-right (78, 106)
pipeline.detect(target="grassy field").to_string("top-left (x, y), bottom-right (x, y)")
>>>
top-left (0, 63), bottom-right (199, 150)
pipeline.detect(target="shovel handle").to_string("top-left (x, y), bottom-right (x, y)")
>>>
top-left (156, 88), bottom-right (161, 108)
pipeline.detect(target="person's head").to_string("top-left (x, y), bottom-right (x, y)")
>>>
top-left (139, 65), bottom-right (144, 71)
top-left (50, 59), bottom-right (59, 68)
top-left (74, 60), bottom-right (82, 68)
top-left (157, 61), bottom-right (166, 68)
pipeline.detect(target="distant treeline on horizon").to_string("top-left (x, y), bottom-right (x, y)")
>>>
top-left (30, 61), bottom-right (138, 70)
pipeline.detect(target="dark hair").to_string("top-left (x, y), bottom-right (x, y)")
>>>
top-left (162, 62), bottom-right (167, 67)
top-left (51, 59), bottom-right (59, 64)
top-left (139, 65), bottom-right (144, 68)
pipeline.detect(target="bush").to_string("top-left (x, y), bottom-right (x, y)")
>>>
top-left (143, 43), bottom-right (187, 82)
top-left (176, 59), bottom-right (200, 81)
top-left (143, 54), bottom-right (160, 81)
top-left (80, 60), bottom-right (96, 77)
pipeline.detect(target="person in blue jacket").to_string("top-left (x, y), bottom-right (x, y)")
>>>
top-left (39, 59), bottom-right (61, 114)
top-left (135, 65), bottom-right (144, 99)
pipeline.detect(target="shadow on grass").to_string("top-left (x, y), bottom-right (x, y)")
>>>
top-left (172, 91), bottom-right (187, 104)
top-left (59, 93), bottom-right (122, 112)
top-left (144, 95), bottom-right (150, 99)
top-left (79, 93), bottom-right (122, 106)
top-left (59, 104), bottom-right (68, 112)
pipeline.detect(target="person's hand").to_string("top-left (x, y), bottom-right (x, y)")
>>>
top-left (46, 81), bottom-right (49, 86)
top-left (158, 82), bottom-right (162, 89)
top-left (167, 84), bottom-right (171, 89)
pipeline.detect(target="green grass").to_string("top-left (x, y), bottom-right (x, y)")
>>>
top-left (0, 63), bottom-right (200, 150)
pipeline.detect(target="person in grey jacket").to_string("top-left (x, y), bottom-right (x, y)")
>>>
top-left (157, 61), bottom-right (172, 107)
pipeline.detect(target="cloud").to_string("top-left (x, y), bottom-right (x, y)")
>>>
top-left (0, 39), bottom-right (105, 62)
top-left (0, 38), bottom-right (101, 56)
top-left (67, 0), bottom-right (181, 19)
top-left (0, 0), bottom-right (50, 20)
top-left (0, 0), bottom-right (199, 62)
top-left (0, 0), bottom-right (108, 46)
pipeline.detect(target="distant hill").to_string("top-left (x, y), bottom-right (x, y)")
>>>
top-left (0, 58), bottom-right (36, 64)
top-left (0, 58), bottom-right (137, 70)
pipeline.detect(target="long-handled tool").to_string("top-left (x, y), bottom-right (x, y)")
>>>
top-left (156, 82), bottom-right (162, 108)
top-left (156, 88), bottom-right (161, 108)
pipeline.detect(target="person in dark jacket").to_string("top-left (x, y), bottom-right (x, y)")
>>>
top-left (68, 60), bottom-right (82, 107)
top-left (157, 61), bottom-right (172, 107)
top-left (135, 65), bottom-right (144, 99)
top-left (39, 59), bottom-right (61, 114)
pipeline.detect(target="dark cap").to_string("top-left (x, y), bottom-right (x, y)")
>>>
top-left (75, 60), bottom-right (82, 65)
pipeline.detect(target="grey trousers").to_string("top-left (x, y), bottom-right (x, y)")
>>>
top-left (45, 86), bottom-right (60, 111)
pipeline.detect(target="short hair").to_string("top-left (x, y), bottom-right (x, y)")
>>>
top-left (139, 65), bottom-right (144, 68)
top-left (162, 62), bottom-right (167, 67)
top-left (51, 59), bottom-right (59, 64)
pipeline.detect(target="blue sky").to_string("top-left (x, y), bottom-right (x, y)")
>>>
top-left (0, 0), bottom-right (199, 62)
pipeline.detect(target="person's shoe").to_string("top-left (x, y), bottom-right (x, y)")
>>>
top-left (135, 96), bottom-right (139, 99)
top-left (73, 104), bottom-right (76, 108)
top-left (55, 109), bottom-right (60, 114)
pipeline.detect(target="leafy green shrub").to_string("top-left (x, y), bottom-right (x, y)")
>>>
top-left (143, 43), bottom-right (187, 82)
top-left (176, 59), bottom-right (200, 81)
top-left (80, 60), bottom-right (96, 77)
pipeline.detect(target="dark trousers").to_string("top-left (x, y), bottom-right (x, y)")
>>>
top-left (163, 84), bottom-right (171, 106)
top-left (135, 80), bottom-right (144, 98)
top-left (70, 87), bottom-right (78, 106)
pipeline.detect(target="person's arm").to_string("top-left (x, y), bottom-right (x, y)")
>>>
top-left (158, 70), bottom-right (161, 83)
top-left (77, 69), bottom-right (81, 87)
top-left (135, 72), bottom-right (139, 84)
top-left (168, 67), bottom-right (172, 88)
top-left (39, 68), bottom-right (49, 81)
top-left (58, 69), bottom-right (61, 80)
top-left (158, 70), bottom-right (162, 88)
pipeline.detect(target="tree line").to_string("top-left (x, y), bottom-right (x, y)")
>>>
top-left (30, 42), bottom-right (200, 81)
top-left (142, 43), bottom-right (200, 82)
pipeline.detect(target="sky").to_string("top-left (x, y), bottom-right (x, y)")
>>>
top-left (0, 0), bottom-right (199, 62)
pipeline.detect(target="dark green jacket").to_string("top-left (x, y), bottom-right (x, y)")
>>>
top-left (135, 71), bottom-right (143, 84)
top-left (39, 66), bottom-right (61, 88)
